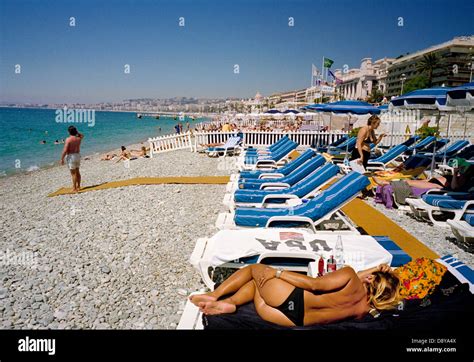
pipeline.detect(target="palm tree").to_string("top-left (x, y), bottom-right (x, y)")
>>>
top-left (416, 53), bottom-right (439, 87)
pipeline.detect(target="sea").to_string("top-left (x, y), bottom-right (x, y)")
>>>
top-left (0, 107), bottom-right (206, 176)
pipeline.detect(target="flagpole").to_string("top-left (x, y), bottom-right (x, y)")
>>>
top-left (321, 57), bottom-right (325, 82)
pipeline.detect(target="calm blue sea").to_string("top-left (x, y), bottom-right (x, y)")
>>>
top-left (0, 108), bottom-right (205, 176)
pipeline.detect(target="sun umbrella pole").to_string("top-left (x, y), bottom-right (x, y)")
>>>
top-left (463, 112), bottom-right (468, 141)
top-left (429, 116), bottom-right (440, 178)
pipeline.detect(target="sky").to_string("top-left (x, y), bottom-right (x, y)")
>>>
top-left (0, 0), bottom-right (473, 103)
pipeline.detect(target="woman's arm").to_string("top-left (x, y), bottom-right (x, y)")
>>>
top-left (357, 264), bottom-right (391, 280)
top-left (375, 133), bottom-right (386, 145)
top-left (258, 266), bottom-right (357, 292)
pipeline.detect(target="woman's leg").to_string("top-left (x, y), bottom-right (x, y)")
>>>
top-left (190, 264), bottom-right (267, 305)
top-left (362, 150), bottom-right (371, 169)
top-left (405, 179), bottom-right (444, 189)
top-left (201, 278), bottom-right (299, 327)
top-left (199, 280), bottom-right (256, 315)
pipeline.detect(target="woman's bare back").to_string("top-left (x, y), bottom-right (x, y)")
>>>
top-left (303, 273), bottom-right (369, 325)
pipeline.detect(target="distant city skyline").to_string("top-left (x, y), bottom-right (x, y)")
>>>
top-left (1, 0), bottom-right (473, 103)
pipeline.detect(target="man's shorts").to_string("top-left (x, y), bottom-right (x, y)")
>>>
top-left (66, 153), bottom-right (81, 170)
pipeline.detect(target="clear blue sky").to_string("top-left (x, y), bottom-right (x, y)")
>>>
top-left (1, 0), bottom-right (473, 103)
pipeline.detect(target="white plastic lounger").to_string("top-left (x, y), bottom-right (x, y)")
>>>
top-left (206, 136), bottom-right (242, 157)
top-left (447, 214), bottom-right (474, 245)
top-left (226, 154), bottom-right (325, 194)
top-left (223, 163), bottom-right (339, 211)
top-left (216, 172), bottom-right (369, 232)
top-left (365, 144), bottom-right (408, 171)
top-left (177, 292), bottom-right (205, 330)
top-left (189, 228), bottom-right (393, 290)
top-left (237, 141), bottom-right (298, 172)
top-left (406, 190), bottom-right (474, 228)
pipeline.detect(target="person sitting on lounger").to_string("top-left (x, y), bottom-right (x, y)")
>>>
top-left (190, 263), bottom-right (400, 327)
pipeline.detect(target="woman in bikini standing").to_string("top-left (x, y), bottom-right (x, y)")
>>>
top-left (350, 115), bottom-right (386, 170)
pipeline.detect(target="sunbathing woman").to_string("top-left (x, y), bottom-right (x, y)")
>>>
top-left (373, 165), bottom-right (474, 192)
top-left (190, 263), bottom-right (400, 327)
top-left (130, 146), bottom-right (150, 158)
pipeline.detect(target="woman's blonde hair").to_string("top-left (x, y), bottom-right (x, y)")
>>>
top-left (366, 271), bottom-right (401, 311)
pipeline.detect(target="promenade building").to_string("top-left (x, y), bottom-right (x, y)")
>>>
top-left (333, 58), bottom-right (395, 101)
top-left (385, 36), bottom-right (474, 98)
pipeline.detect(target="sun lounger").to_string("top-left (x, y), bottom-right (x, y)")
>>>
top-left (191, 255), bottom-right (473, 330)
top-left (233, 148), bottom-right (316, 182)
top-left (317, 136), bottom-right (348, 153)
top-left (406, 190), bottom-right (474, 227)
top-left (189, 228), bottom-right (401, 290)
top-left (405, 136), bottom-right (436, 155)
top-left (238, 140), bottom-right (298, 171)
top-left (364, 144), bottom-right (408, 171)
top-left (224, 163), bottom-right (339, 210)
top-left (206, 136), bottom-right (242, 157)
top-left (447, 213), bottom-right (474, 245)
top-left (236, 154), bottom-right (326, 190)
top-left (437, 254), bottom-right (474, 293)
top-left (216, 171), bottom-right (370, 231)
top-left (244, 135), bottom-right (289, 155)
top-left (327, 137), bottom-right (357, 155)
top-left (420, 140), bottom-right (469, 162)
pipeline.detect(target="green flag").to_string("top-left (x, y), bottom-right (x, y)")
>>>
top-left (324, 57), bottom-right (334, 68)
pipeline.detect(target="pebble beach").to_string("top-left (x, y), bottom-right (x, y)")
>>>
top-left (0, 145), bottom-right (229, 329)
top-left (0, 143), bottom-right (472, 330)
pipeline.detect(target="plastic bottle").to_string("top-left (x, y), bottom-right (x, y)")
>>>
top-left (326, 255), bottom-right (336, 273)
top-left (343, 157), bottom-right (349, 167)
top-left (335, 235), bottom-right (344, 270)
top-left (318, 255), bottom-right (325, 277)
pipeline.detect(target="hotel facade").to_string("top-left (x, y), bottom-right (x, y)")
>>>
top-left (333, 58), bottom-right (394, 101)
top-left (385, 36), bottom-right (474, 98)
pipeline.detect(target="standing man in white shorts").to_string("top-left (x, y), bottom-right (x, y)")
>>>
top-left (60, 126), bottom-right (84, 192)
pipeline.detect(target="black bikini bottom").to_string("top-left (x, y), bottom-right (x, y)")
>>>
top-left (275, 287), bottom-right (305, 326)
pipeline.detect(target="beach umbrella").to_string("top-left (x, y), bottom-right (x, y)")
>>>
top-left (446, 82), bottom-right (474, 140)
top-left (446, 82), bottom-right (474, 110)
top-left (266, 109), bottom-right (282, 114)
top-left (283, 109), bottom-right (299, 114)
top-left (390, 87), bottom-right (454, 176)
top-left (321, 101), bottom-right (381, 115)
top-left (390, 87), bottom-right (452, 110)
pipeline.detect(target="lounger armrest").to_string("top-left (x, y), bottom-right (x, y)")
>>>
top-left (425, 189), bottom-right (450, 196)
top-left (255, 160), bottom-right (277, 168)
top-left (266, 216), bottom-right (316, 233)
top-left (258, 173), bottom-right (285, 179)
top-left (460, 200), bottom-right (474, 215)
top-left (260, 194), bottom-right (301, 207)
top-left (366, 162), bottom-right (386, 171)
top-left (259, 182), bottom-right (291, 190)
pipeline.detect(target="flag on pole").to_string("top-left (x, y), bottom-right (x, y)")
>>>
top-left (311, 64), bottom-right (321, 87)
top-left (323, 57), bottom-right (334, 68)
top-left (328, 70), bottom-right (342, 84)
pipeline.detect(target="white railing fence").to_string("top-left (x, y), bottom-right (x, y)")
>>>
top-left (148, 132), bottom-right (193, 157)
top-left (149, 129), bottom-right (474, 156)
